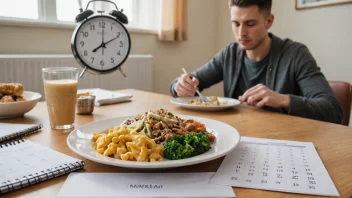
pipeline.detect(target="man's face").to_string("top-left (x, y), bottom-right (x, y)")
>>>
top-left (230, 5), bottom-right (272, 51)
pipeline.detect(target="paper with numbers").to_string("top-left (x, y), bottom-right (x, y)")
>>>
top-left (210, 137), bottom-right (339, 196)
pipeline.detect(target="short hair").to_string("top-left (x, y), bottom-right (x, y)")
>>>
top-left (228, 0), bottom-right (272, 16)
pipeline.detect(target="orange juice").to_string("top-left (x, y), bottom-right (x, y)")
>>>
top-left (44, 80), bottom-right (78, 127)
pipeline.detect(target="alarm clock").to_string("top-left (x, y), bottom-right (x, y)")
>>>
top-left (71, 0), bottom-right (131, 77)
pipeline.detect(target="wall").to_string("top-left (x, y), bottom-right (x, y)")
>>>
top-left (216, 0), bottom-right (234, 51)
top-left (0, 0), bottom-right (221, 97)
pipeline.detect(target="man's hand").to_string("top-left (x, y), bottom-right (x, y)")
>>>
top-left (239, 84), bottom-right (290, 110)
top-left (174, 74), bottom-right (199, 97)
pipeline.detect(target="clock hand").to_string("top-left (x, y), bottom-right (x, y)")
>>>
top-left (101, 28), bottom-right (104, 56)
top-left (102, 27), bottom-right (104, 43)
top-left (92, 43), bottom-right (106, 52)
top-left (103, 35), bottom-right (118, 46)
top-left (93, 34), bottom-right (118, 52)
top-left (102, 28), bottom-right (105, 56)
top-left (92, 28), bottom-right (107, 52)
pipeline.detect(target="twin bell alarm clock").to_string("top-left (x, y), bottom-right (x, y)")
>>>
top-left (71, 0), bottom-right (131, 77)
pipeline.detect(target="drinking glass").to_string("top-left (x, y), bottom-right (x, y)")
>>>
top-left (42, 67), bottom-right (78, 130)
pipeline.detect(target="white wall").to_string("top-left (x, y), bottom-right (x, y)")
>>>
top-left (216, 0), bottom-right (234, 51)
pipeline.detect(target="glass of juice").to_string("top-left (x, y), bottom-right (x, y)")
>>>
top-left (42, 67), bottom-right (78, 130)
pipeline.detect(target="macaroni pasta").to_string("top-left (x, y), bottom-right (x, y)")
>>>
top-left (92, 126), bottom-right (164, 162)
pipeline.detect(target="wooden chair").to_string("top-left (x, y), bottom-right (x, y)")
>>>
top-left (328, 81), bottom-right (352, 126)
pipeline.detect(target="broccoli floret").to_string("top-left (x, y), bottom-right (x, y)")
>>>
top-left (171, 133), bottom-right (186, 145)
top-left (164, 132), bottom-right (211, 160)
top-left (164, 138), bottom-right (193, 160)
top-left (185, 132), bottom-right (211, 156)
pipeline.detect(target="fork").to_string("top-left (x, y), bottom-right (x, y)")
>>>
top-left (181, 68), bottom-right (210, 102)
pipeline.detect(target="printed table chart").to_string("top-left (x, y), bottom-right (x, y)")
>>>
top-left (211, 137), bottom-right (339, 196)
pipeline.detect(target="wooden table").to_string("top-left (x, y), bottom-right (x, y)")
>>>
top-left (2, 89), bottom-right (352, 198)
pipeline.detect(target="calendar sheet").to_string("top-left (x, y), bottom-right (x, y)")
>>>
top-left (211, 137), bottom-right (339, 196)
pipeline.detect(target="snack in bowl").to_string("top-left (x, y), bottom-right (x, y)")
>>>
top-left (76, 92), bottom-right (95, 115)
top-left (91, 109), bottom-right (216, 162)
top-left (0, 83), bottom-right (26, 103)
top-left (76, 92), bottom-right (91, 98)
top-left (188, 96), bottom-right (227, 106)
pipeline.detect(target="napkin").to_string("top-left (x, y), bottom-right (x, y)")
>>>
top-left (77, 88), bottom-right (132, 106)
top-left (57, 172), bottom-right (236, 198)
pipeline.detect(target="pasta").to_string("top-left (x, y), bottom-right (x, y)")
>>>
top-left (92, 126), bottom-right (164, 162)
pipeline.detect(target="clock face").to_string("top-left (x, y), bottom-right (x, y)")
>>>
top-left (72, 15), bottom-right (131, 73)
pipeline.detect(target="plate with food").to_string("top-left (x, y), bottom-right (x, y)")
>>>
top-left (0, 83), bottom-right (42, 119)
top-left (67, 109), bottom-right (240, 169)
top-left (170, 96), bottom-right (240, 111)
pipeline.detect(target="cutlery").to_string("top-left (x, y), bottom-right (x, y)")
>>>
top-left (181, 68), bottom-right (210, 102)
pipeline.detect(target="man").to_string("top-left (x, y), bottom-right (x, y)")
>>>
top-left (170, 0), bottom-right (343, 124)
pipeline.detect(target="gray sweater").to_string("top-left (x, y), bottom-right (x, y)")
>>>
top-left (170, 33), bottom-right (343, 124)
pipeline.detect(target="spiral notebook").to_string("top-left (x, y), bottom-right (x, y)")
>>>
top-left (0, 139), bottom-right (84, 195)
top-left (0, 123), bottom-right (43, 143)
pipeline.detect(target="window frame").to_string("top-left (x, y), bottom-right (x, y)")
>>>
top-left (0, 0), bottom-right (158, 34)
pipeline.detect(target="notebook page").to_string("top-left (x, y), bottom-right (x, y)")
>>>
top-left (0, 140), bottom-right (82, 183)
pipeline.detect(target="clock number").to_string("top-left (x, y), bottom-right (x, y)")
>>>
top-left (81, 32), bottom-right (88, 37)
top-left (100, 60), bottom-right (104, 66)
top-left (91, 57), bottom-right (94, 63)
top-left (117, 51), bottom-right (121, 55)
top-left (90, 24), bottom-right (95, 30)
top-left (99, 22), bottom-right (105, 28)
top-left (111, 57), bottom-right (114, 63)
top-left (80, 41), bottom-right (84, 47)
top-left (117, 32), bottom-right (120, 38)
top-left (120, 41), bottom-right (123, 47)
top-left (84, 50), bottom-right (88, 56)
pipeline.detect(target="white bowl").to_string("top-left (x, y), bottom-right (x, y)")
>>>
top-left (0, 91), bottom-right (42, 119)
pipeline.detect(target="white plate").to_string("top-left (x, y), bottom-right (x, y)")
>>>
top-left (170, 97), bottom-right (240, 111)
top-left (67, 115), bottom-right (241, 169)
top-left (0, 91), bottom-right (42, 119)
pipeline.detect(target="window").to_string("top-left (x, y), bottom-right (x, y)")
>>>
top-left (0, 0), bottom-right (160, 32)
top-left (0, 0), bottom-right (39, 19)
top-left (56, 0), bottom-right (93, 22)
